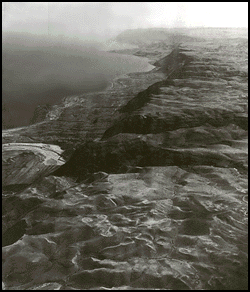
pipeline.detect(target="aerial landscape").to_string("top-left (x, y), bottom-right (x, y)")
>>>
top-left (2, 2), bottom-right (248, 290)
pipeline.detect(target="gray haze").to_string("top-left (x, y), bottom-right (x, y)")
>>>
top-left (3, 2), bottom-right (248, 42)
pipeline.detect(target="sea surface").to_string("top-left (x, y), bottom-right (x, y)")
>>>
top-left (2, 35), bottom-right (152, 129)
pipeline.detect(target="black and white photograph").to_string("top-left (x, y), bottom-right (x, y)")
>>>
top-left (2, 2), bottom-right (248, 290)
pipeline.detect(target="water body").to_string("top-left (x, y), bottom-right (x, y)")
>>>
top-left (2, 34), bottom-right (153, 129)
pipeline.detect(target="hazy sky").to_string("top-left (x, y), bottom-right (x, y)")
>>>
top-left (2, 2), bottom-right (248, 40)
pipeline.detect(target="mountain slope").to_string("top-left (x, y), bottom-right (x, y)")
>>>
top-left (2, 29), bottom-right (248, 290)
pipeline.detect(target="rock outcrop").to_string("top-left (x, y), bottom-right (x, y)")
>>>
top-left (2, 143), bottom-right (65, 186)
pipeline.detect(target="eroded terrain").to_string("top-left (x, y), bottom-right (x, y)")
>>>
top-left (2, 29), bottom-right (248, 290)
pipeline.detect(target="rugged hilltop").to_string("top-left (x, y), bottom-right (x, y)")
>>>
top-left (2, 28), bottom-right (248, 290)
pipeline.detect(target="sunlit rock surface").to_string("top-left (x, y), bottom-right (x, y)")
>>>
top-left (2, 28), bottom-right (248, 290)
top-left (2, 143), bottom-right (65, 186)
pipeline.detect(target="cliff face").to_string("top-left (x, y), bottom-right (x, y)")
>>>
top-left (2, 29), bottom-right (248, 290)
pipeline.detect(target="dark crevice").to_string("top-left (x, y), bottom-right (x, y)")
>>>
top-left (52, 137), bottom-right (244, 181)
top-left (2, 219), bottom-right (27, 247)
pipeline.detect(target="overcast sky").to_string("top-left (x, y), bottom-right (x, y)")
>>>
top-left (2, 2), bottom-right (248, 41)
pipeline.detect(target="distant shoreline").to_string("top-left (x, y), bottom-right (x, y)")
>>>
top-left (2, 46), bottom-right (154, 131)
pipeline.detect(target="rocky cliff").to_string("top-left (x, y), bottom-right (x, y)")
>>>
top-left (2, 29), bottom-right (248, 290)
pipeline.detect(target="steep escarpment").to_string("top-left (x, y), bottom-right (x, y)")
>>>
top-left (102, 45), bottom-right (247, 140)
top-left (2, 32), bottom-right (248, 290)
top-left (53, 132), bottom-right (246, 181)
top-left (58, 43), bottom-right (247, 178)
